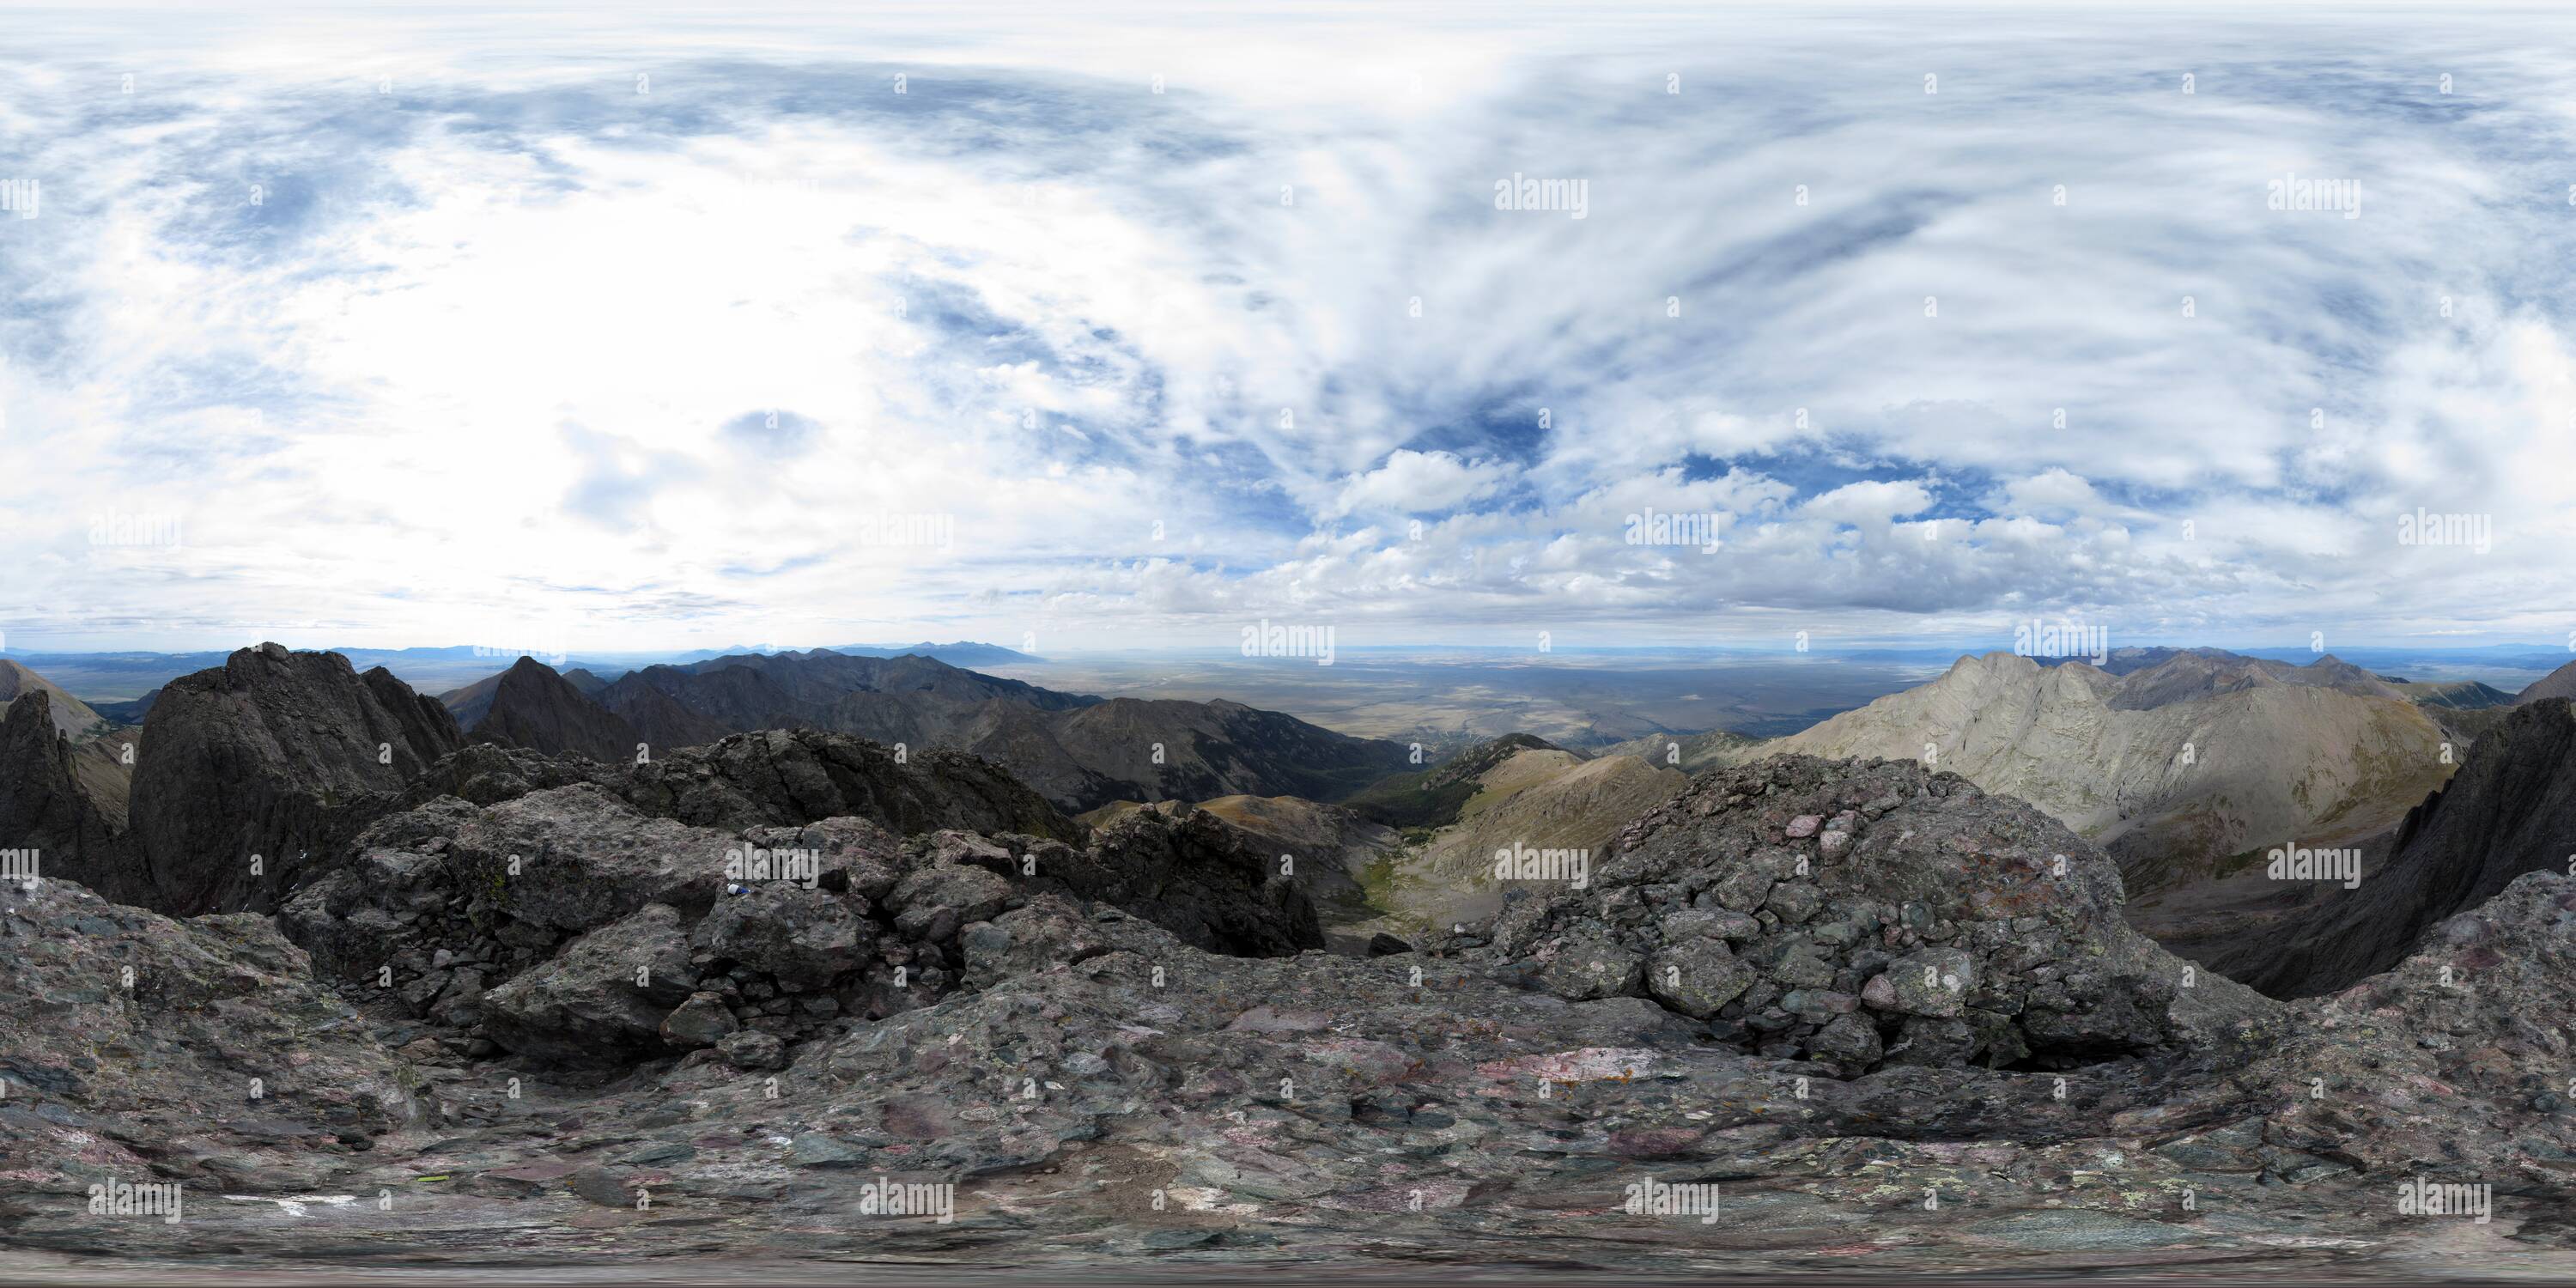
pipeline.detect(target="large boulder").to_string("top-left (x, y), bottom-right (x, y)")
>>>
top-left (480, 903), bottom-right (698, 1064)
top-left (994, 806), bottom-right (1326, 957)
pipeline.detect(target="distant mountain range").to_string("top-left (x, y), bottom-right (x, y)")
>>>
top-left (0, 641), bottom-right (1044, 707)
top-left (441, 647), bottom-right (1408, 813)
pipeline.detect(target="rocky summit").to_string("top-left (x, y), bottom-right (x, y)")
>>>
top-left (5, 732), bottom-right (2574, 1282)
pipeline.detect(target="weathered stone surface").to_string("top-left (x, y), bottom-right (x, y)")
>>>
top-left (1479, 756), bottom-right (2270, 1072)
top-left (690, 884), bottom-right (870, 987)
top-left (1645, 937), bottom-right (1755, 1018)
top-left (659, 991), bottom-right (739, 1048)
top-left (480, 903), bottom-right (696, 1063)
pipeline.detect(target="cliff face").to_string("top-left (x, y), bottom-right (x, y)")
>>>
top-left (2215, 697), bottom-right (2576, 996)
top-left (0, 690), bottom-right (121, 889)
top-left (125, 643), bottom-right (463, 914)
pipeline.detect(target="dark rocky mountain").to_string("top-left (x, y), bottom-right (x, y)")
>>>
top-left (463, 656), bottom-right (642, 763)
top-left (467, 649), bottom-right (1409, 814)
top-left (592, 669), bottom-right (740, 748)
top-left (0, 690), bottom-right (122, 880)
top-left (89, 689), bottom-right (159, 724)
top-left (2205, 696), bottom-right (2576, 997)
top-left (15, 746), bottom-right (2576, 1275)
top-left (991, 695), bottom-right (1412, 811)
top-left (123, 642), bottom-right (465, 914)
top-left (617, 728), bottom-right (1079, 841)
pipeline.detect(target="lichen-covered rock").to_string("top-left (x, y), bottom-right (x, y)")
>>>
top-left (0, 876), bottom-right (414, 1191)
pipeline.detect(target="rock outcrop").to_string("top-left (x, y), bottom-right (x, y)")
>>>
top-left (280, 781), bottom-right (1319, 1067)
top-left (0, 690), bottom-right (122, 886)
top-left (1473, 756), bottom-right (2272, 1072)
top-left (0, 877), bottom-right (414, 1196)
top-left (125, 643), bottom-right (463, 914)
top-left (9, 760), bottom-right (2576, 1277)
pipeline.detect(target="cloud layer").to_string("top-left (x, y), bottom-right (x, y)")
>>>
top-left (3, 4), bottom-right (2573, 654)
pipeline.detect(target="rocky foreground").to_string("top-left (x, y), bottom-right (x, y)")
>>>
top-left (3, 755), bottom-right (2573, 1281)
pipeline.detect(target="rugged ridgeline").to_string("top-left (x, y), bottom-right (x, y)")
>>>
top-left (455, 656), bottom-right (642, 762)
top-left (13, 749), bottom-right (2576, 1274)
top-left (1600, 726), bottom-right (1765, 774)
top-left (1735, 651), bottom-right (2451, 891)
top-left (0, 646), bottom-right (1093, 923)
top-left (444, 650), bottom-right (1412, 814)
top-left (2206, 697), bottom-right (2576, 996)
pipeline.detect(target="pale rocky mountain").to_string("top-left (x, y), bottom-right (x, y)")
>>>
top-left (1360, 743), bottom-right (1687, 938)
top-left (0, 657), bottom-right (111, 742)
top-left (1731, 651), bottom-right (2451, 891)
top-left (2516, 656), bottom-right (2576, 705)
top-left (1601, 726), bottom-right (1764, 774)
top-left (2094, 649), bottom-right (2403, 708)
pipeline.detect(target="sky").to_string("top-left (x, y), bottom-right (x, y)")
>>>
top-left (3, 3), bottom-right (2574, 657)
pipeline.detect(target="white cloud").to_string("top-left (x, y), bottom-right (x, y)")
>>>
top-left (1327, 450), bottom-right (1514, 518)
top-left (3, 5), bottom-right (2573, 651)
